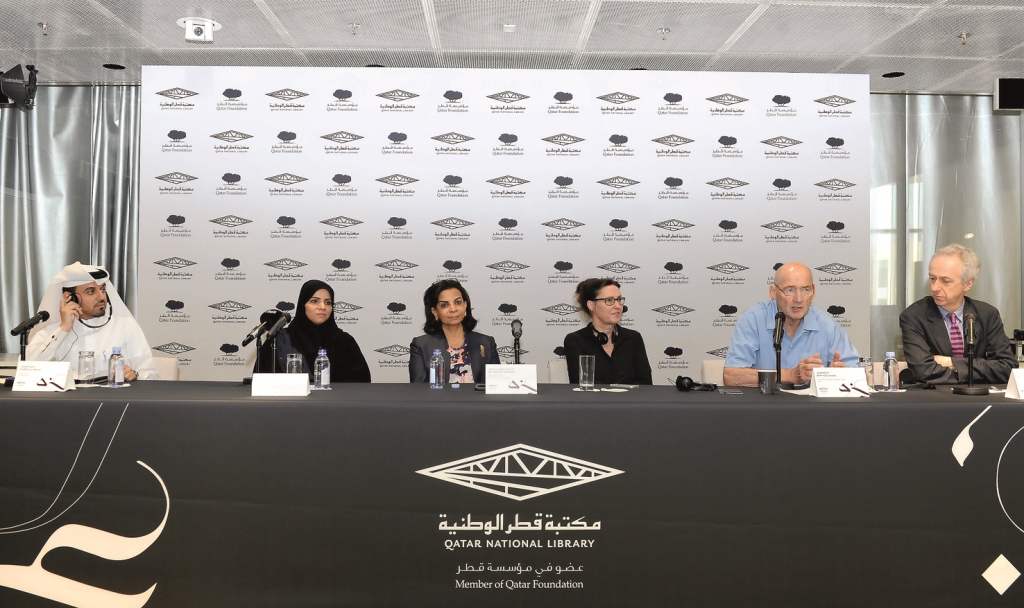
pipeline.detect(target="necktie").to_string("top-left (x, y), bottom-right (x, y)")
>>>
top-left (948, 313), bottom-right (964, 358)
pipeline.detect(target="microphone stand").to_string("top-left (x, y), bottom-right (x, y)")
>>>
top-left (269, 335), bottom-right (278, 373)
top-left (242, 334), bottom-right (264, 385)
top-left (952, 342), bottom-right (988, 395)
top-left (513, 335), bottom-right (521, 364)
top-left (774, 342), bottom-right (794, 390)
top-left (19, 332), bottom-right (28, 362)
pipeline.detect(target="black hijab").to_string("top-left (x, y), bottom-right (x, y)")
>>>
top-left (286, 280), bottom-right (343, 370)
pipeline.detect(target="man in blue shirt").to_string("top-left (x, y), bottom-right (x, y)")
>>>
top-left (724, 262), bottom-right (859, 387)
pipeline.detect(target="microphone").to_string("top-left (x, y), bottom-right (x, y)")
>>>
top-left (10, 310), bottom-right (50, 336)
top-left (964, 313), bottom-right (977, 347)
top-left (772, 312), bottom-right (785, 351)
top-left (265, 311), bottom-right (291, 340)
top-left (241, 309), bottom-right (283, 347)
top-left (511, 319), bottom-right (523, 339)
top-left (899, 368), bottom-right (935, 390)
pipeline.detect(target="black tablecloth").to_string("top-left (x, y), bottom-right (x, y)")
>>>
top-left (2, 382), bottom-right (1024, 607)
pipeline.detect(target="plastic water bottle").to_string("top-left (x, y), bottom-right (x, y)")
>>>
top-left (108, 346), bottom-right (125, 388)
top-left (882, 351), bottom-right (900, 391)
top-left (314, 348), bottom-right (330, 390)
top-left (429, 349), bottom-right (444, 389)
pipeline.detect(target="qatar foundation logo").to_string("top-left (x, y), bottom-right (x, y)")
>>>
top-left (766, 94), bottom-right (797, 117)
top-left (658, 93), bottom-right (689, 115)
top-left (548, 91), bottom-right (580, 114)
top-left (159, 299), bottom-right (189, 324)
top-left (657, 262), bottom-right (689, 285)
top-left (326, 88), bottom-right (357, 112)
top-left (820, 136), bottom-right (851, 160)
top-left (327, 259), bottom-right (358, 283)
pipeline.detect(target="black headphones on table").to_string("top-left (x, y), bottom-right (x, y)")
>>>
top-left (675, 376), bottom-right (718, 391)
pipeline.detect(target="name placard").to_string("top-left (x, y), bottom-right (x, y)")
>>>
top-left (1005, 369), bottom-right (1024, 400)
top-left (809, 367), bottom-right (871, 398)
top-left (251, 373), bottom-right (310, 397)
top-left (12, 361), bottom-right (74, 392)
top-left (485, 364), bottom-right (538, 395)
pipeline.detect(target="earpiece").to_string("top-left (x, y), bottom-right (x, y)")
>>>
top-left (675, 376), bottom-right (718, 392)
top-left (63, 287), bottom-right (79, 305)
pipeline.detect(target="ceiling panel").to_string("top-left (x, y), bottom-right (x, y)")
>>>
top-left (728, 4), bottom-right (922, 55)
top-left (435, 0), bottom-right (592, 51)
top-left (587, 1), bottom-right (762, 54)
top-left (2, 0), bottom-right (1019, 95)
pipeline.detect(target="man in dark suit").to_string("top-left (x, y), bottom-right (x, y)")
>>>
top-left (900, 244), bottom-right (1016, 384)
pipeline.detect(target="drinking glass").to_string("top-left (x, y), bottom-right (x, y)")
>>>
top-left (78, 351), bottom-right (95, 384)
top-left (579, 355), bottom-right (596, 391)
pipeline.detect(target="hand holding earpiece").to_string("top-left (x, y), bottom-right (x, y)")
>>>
top-left (59, 292), bottom-right (80, 331)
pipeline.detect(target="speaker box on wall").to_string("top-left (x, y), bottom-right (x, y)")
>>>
top-left (994, 78), bottom-right (1024, 111)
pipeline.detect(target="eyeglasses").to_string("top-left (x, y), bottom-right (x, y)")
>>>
top-left (591, 296), bottom-right (626, 306)
top-left (774, 284), bottom-right (813, 297)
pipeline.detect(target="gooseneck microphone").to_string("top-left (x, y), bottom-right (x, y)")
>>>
top-left (265, 311), bottom-right (291, 340)
top-left (953, 312), bottom-right (987, 395)
top-left (772, 311), bottom-right (787, 387)
top-left (511, 319), bottom-right (523, 364)
top-left (242, 309), bottom-right (283, 347)
top-left (10, 310), bottom-right (49, 336)
top-left (964, 313), bottom-right (977, 348)
top-left (772, 311), bottom-right (785, 351)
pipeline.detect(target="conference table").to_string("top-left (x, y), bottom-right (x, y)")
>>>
top-left (2, 381), bottom-right (1023, 607)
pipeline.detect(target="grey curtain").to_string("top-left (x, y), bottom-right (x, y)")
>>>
top-left (1, 87), bottom-right (1020, 357)
top-left (1, 85), bottom-right (140, 353)
top-left (870, 94), bottom-right (1021, 359)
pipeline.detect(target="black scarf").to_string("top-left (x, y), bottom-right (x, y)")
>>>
top-left (286, 280), bottom-right (344, 370)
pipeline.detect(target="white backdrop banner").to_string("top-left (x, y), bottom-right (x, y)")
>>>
top-left (139, 67), bottom-right (869, 382)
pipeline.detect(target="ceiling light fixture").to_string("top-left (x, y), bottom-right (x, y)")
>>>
top-left (657, 28), bottom-right (670, 41)
top-left (176, 17), bottom-right (221, 44)
top-left (503, 24), bottom-right (516, 33)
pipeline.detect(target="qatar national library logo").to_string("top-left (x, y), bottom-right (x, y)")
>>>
top-left (417, 444), bottom-right (622, 501)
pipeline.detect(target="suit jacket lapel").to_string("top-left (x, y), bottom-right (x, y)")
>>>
top-left (925, 299), bottom-right (953, 356)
